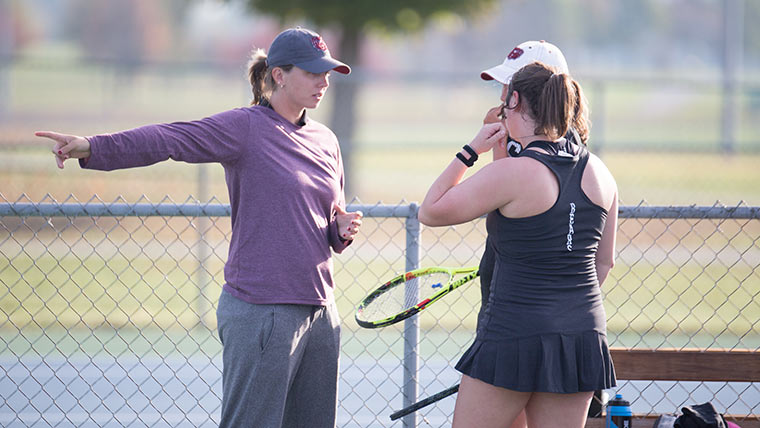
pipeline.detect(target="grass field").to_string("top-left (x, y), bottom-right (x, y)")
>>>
top-left (2, 214), bottom-right (757, 351)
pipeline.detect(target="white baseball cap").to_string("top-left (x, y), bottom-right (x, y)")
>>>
top-left (481, 40), bottom-right (568, 84)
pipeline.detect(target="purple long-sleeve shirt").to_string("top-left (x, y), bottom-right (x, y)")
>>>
top-left (82, 105), bottom-right (351, 306)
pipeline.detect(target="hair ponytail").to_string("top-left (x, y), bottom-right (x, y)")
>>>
top-left (247, 48), bottom-right (270, 106)
top-left (510, 62), bottom-right (591, 144)
top-left (246, 48), bottom-right (296, 106)
top-left (570, 80), bottom-right (590, 144)
top-left (536, 73), bottom-right (573, 140)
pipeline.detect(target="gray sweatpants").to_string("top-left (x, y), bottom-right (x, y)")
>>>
top-left (216, 289), bottom-right (341, 428)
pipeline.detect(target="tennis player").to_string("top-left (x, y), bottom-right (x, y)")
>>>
top-left (36, 27), bottom-right (362, 428)
top-left (476, 40), bottom-right (581, 328)
top-left (418, 56), bottom-right (618, 428)
top-left (477, 41), bottom-right (590, 428)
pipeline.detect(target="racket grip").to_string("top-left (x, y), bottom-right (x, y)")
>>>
top-left (389, 384), bottom-right (460, 421)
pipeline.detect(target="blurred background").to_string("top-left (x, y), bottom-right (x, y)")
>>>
top-left (1, 0), bottom-right (759, 205)
top-left (1, 2), bottom-right (759, 426)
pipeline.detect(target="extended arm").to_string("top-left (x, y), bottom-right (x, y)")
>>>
top-left (36, 108), bottom-right (250, 171)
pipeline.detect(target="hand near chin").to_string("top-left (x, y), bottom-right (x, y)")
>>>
top-left (483, 105), bottom-right (502, 125)
top-left (469, 122), bottom-right (506, 155)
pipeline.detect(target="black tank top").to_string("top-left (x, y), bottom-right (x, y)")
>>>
top-left (478, 141), bottom-right (610, 339)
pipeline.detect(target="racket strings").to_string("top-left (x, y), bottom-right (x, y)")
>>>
top-left (358, 272), bottom-right (451, 322)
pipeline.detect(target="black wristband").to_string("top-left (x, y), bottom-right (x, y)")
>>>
top-left (456, 152), bottom-right (474, 167)
top-left (462, 144), bottom-right (479, 162)
top-left (456, 144), bottom-right (478, 167)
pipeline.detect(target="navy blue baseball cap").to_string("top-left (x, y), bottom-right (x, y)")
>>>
top-left (267, 27), bottom-right (351, 74)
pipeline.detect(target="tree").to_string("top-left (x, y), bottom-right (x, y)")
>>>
top-left (237, 0), bottom-right (498, 199)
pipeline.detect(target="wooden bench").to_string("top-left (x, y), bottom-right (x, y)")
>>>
top-left (585, 348), bottom-right (760, 428)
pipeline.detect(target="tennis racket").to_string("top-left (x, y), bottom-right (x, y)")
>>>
top-left (390, 383), bottom-right (460, 420)
top-left (355, 266), bottom-right (479, 329)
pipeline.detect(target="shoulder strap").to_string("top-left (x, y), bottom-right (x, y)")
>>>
top-left (523, 140), bottom-right (560, 155)
top-left (520, 139), bottom-right (577, 162)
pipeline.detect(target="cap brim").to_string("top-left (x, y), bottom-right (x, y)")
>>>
top-left (480, 64), bottom-right (519, 84)
top-left (296, 56), bottom-right (351, 75)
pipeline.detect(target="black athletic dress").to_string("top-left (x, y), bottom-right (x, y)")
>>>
top-left (456, 140), bottom-right (617, 393)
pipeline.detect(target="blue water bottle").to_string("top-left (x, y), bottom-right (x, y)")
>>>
top-left (606, 393), bottom-right (632, 428)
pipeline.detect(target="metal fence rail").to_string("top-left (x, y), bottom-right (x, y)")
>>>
top-left (1, 198), bottom-right (758, 427)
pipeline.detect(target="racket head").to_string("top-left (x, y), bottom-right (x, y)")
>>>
top-left (355, 266), bottom-right (478, 329)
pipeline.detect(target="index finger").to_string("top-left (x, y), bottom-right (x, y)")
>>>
top-left (35, 131), bottom-right (66, 142)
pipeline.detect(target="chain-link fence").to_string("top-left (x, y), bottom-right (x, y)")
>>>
top-left (1, 196), bottom-right (758, 427)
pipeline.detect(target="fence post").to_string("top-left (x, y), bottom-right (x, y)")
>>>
top-left (403, 202), bottom-right (421, 428)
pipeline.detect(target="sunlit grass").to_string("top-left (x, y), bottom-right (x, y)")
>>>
top-left (2, 147), bottom-right (759, 206)
top-left (2, 227), bottom-right (756, 347)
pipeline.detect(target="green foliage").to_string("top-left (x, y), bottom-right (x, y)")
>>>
top-left (241, 0), bottom-right (498, 33)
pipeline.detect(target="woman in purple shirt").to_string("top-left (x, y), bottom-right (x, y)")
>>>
top-left (36, 27), bottom-right (362, 428)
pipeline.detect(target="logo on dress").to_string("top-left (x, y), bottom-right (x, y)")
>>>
top-left (312, 36), bottom-right (327, 52)
top-left (507, 47), bottom-right (524, 60)
top-left (566, 202), bottom-right (576, 251)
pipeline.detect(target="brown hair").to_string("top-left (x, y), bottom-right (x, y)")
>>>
top-left (507, 62), bottom-right (590, 144)
top-left (247, 48), bottom-right (293, 105)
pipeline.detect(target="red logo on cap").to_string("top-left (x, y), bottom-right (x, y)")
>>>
top-left (507, 47), bottom-right (524, 60)
top-left (312, 36), bottom-right (327, 51)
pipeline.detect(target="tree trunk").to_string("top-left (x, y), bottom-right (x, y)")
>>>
top-left (329, 28), bottom-right (362, 201)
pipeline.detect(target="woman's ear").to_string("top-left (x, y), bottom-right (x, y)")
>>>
top-left (271, 67), bottom-right (284, 86)
top-left (508, 90), bottom-right (519, 109)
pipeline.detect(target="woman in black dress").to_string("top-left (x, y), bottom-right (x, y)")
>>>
top-left (419, 61), bottom-right (618, 428)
